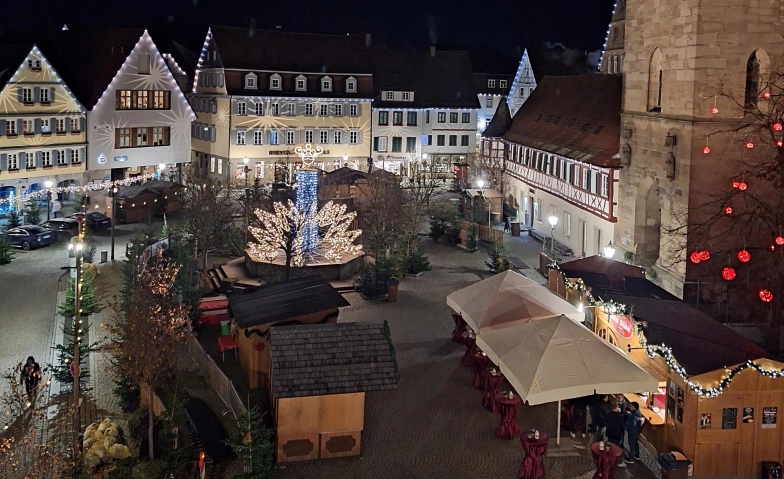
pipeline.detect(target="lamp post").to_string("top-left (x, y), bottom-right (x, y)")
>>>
top-left (603, 241), bottom-right (616, 259)
top-left (342, 154), bottom-right (348, 168)
top-left (157, 163), bottom-right (166, 181)
top-left (44, 180), bottom-right (53, 221)
top-left (68, 200), bottom-right (86, 456)
top-left (110, 186), bottom-right (118, 260)
top-left (476, 179), bottom-right (491, 228)
top-left (548, 214), bottom-right (559, 256)
top-left (243, 157), bottom-right (250, 247)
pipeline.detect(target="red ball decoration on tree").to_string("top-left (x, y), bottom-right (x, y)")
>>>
top-left (690, 252), bottom-right (702, 264)
top-left (732, 181), bottom-right (740, 188)
top-left (759, 289), bottom-right (774, 303)
top-left (722, 267), bottom-right (736, 281)
top-left (738, 249), bottom-right (751, 262)
top-left (778, 139), bottom-right (784, 148)
top-left (745, 141), bottom-right (754, 149)
top-left (703, 146), bottom-right (711, 154)
top-left (763, 91), bottom-right (772, 99)
top-left (724, 206), bottom-right (733, 215)
top-left (699, 250), bottom-right (710, 261)
top-left (776, 236), bottom-right (784, 246)
top-left (774, 122), bottom-right (783, 132)
top-left (711, 106), bottom-right (719, 115)
top-left (771, 245), bottom-right (776, 251)
top-left (738, 182), bottom-right (748, 191)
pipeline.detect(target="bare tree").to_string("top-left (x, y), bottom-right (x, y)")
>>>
top-left (355, 172), bottom-right (405, 258)
top-left (664, 68), bottom-right (784, 352)
top-left (400, 163), bottom-right (446, 255)
top-left (180, 172), bottom-right (238, 269)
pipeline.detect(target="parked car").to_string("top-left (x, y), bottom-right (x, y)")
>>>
top-left (41, 218), bottom-right (80, 241)
top-left (6, 225), bottom-right (55, 250)
top-left (69, 212), bottom-right (112, 231)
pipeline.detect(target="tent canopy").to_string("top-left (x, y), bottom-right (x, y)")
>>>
top-left (475, 315), bottom-right (658, 405)
top-left (446, 270), bottom-right (584, 332)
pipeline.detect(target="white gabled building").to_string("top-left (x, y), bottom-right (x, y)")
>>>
top-left (507, 49), bottom-right (537, 118)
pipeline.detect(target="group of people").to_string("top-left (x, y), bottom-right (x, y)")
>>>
top-left (569, 394), bottom-right (645, 464)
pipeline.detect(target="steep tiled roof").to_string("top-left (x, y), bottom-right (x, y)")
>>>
top-left (482, 101), bottom-right (512, 138)
top-left (209, 26), bottom-right (373, 73)
top-left (0, 45), bottom-right (33, 91)
top-left (503, 75), bottom-right (622, 167)
top-left (269, 322), bottom-right (399, 398)
top-left (371, 46), bottom-right (479, 109)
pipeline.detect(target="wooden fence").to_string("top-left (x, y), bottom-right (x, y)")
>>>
top-left (186, 335), bottom-right (247, 419)
top-left (457, 221), bottom-right (504, 245)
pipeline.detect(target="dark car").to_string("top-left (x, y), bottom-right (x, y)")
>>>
top-left (69, 212), bottom-right (112, 231)
top-left (41, 218), bottom-right (80, 241)
top-left (6, 225), bottom-right (55, 250)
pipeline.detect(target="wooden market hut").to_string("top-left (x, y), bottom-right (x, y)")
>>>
top-left (268, 322), bottom-right (399, 463)
top-left (549, 256), bottom-right (784, 477)
top-left (142, 180), bottom-right (183, 213)
top-left (226, 275), bottom-right (350, 389)
top-left (110, 185), bottom-right (157, 224)
top-left (462, 188), bottom-right (504, 225)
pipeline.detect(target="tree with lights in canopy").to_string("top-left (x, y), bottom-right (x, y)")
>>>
top-left (664, 62), bottom-right (784, 353)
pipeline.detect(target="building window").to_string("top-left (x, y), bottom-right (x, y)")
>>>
top-left (745, 50), bottom-right (770, 110)
top-left (320, 104), bottom-right (329, 116)
top-left (486, 97), bottom-right (494, 108)
top-left (23, 120), bottom-right (34, 134)
top-left (134, 90), bottom-right (148, 109)
top-left (28, 59), bottom-right (41, 70)
top-left (218, 158), bottom-right (223, 175)
top-left (334, 130), bottom-right (342, 144)
top-left (407, 111), bottom-right (417, 126)
top-left (22, 88), bottom-right (33, 103)
top-left (7, 153), bottom-right (18, 170)
top-left (255, 102), bottom-right (264, 115)
top-left (119, 90), bottom-right (132, 109)
top-left (70, 118), bottom-right (80, 132)
top-left (378, 111), bottom-right (389, 125)
top-left (55, 150), bottom-right (66, 165)
top-left (305, 130), bottom-right (313, 143)
top-left (320, 130), bottom-right (329, 144)
top-left (56, 119), bottom-right (65, 133)
top-left (391, 137), bottom-right (402, 152)
top-left (350, 130), bottom-right (358, 144)
top-left (41, 151), bottom-right (52, 167)
top-left (269, 131), bottom-right (279, 145)
top-left (402, 92), bottom-right (410, 101)
top-left (374, 136), bottom-right (387, 152)
top-left (564, 212), bottom-right (571, 238)
top-left (601, 174), bottom-right (609, 197)
top-left (437, 135), bottom-right (445, 146)
top-left (321, 77), bottom-right (332, 92)
top-left (26, 152), bottom-right (35, 168)
top-left (647, 48), bottom-right (663, 112)
top-left (449, 135), bottom-right (457, 146)
top-left (488, 79), bottom-right (496, 88)
top-left (152, 91), bottom-right (168, 109)
top-left (253, 129), bottom-right (264, 145)
top-left (500, 80), bottom-right (507, 89)
top-left (450, 112), bottom-right (458, 123)
top-left (287, 103), bottom-right (296, 115)
top-left (386, 91), bottom-right (394, 100)
top-left (296, 76), bottom-right (306, 91)
top-left (211, 157), bottom-right (215, 172)
top-left (346, 78), bottom-right (356, 92)
top-left (286, 130), bottom-right (295, 145)
top-left (151, 127), bottom-right (165, 146)
top-left (117, 128), bottom-right (131, 147)
top-left (461, 135), bottom-right (469, 146)
top-left (350, 104), bottom-right (358, 116)
top-left (237, 130), bottom-right (246, 145)
top-left (437, 112), bottom-right (446, 123)
top-left (406, 137), bottom-right (416, 152)
top-left (70, 149), bottom-right (80, 164)
top-left (237, 101), bottom-right (246, 115)
top-left (425, 111), bottom-right (430, 123)
top-left (271, 103), bottom-right (279, 116)
top-left (305, 103), bottom-right (314, 116)
top-left (270, 75), bottom-right (281, 90)
top-left (393, 111), bottom-right (403, 125)
top-left (424, 135), bottom-right (430, 145)
top-left (245, 74), bottom-right (257, 89)
top-left (519, 87), bottom-right (525, 97)
top-left (40, 88), bottom-right (50, 103)
top-left (335, 104), bottom-right (342, 116)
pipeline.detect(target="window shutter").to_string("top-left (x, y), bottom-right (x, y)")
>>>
top-left (17, 119), bottom-right (23, 134)
top-left (50, 88), bottom-right (56, 103)
top-left (0, 120), bottom-right (5, 136)
top-left (232, 101), bottom-right (238, 115)
top-left (80, 148), bottom-right (86, 162)
top-left (17, 87), bottom-right (22, 102)
top-left (211, 127), bottom-right (216, 142)
top-left (79, 118), bottom-right (85, 132)
top-left (0, 154), bottom-right (6, 171)
top-left (343, 130), bottom-right (349, 144)
top-left (355, 103), bottom-right (362, 116)
top-left (357, 130), bottom-right (363, 144)
top-left (65, 148), bottom-right (72, 163)
top-left (36, 151), bottom-right (42, 167)
top-left (34, 87), bottom-right (40, 102)
top-left (115, 91), bottom-right (121, 109)
top-left (34, 119), bottom-right (41, 134)
top-left (19, 152), bottom-right (26, 169)
top-left (65, 118), bottom-right (71, 132)
top-left (51, 117), bottom-right (57, 132)
top-left (231, 130), bottom-right (237, 145)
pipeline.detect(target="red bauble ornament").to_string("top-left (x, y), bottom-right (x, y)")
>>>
top-left (699, 250), bottom-right (711, 261)
top-left (771, 245), bottom-right (776, 251)
top-left (776, 236), bottom-right (784, 246)
top-left (738, 182), bottom-right (748, 191)
top-left (763, 91), bottom-right (772, 99)
top-left (703, 146), bottom-right (711, 154)
top-left (722, 267), bottom-right (736, 281)
top-left (778, 140), bottom-right (784, 148)
top-left (724, 206), bottom-right (733, 215)
top-left (759, 289), bottom-right (774, 303)
top-left (732, 181), bottom-right (740, 188)
top-left (774, 122), bottom-right (783, 132)
top-left (711, 106), bottom-right (719, 115)
top-left (745, 141), bottom-right (755, 149)
top-left (690, 252), bottom-right (702, 264)
top-left (738, 249), bottom-right (751, 262)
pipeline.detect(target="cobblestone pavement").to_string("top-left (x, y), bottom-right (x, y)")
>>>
top-left (276, 239), bottom-right (657, 479)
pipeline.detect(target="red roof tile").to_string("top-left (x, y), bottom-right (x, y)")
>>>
top-left (503, 75), bottom-right (622, 168)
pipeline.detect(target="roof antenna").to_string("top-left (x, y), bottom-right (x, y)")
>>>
top-left (62, 24), bottom-right (69, 31)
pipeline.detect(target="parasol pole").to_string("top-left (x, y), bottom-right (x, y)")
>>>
top-left (556, 399), bottom-right (561, 445)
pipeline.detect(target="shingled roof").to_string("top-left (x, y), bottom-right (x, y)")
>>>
top-left (269, 322), bottom-right (399, 398)
top-left (503, 75), bottom-right (622, 168)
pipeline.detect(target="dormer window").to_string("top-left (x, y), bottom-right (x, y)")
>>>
top-left (321, 76), bottom-right (332, 92)
top-left (386, 91), bottom-right (394, 101)
top-left (346, 77), bottom-right (357, 92)
top-left (500, 80), bottom-right (507, 89)
top-left (402, 92), bottom-right (410, 101)
top-left (245, 73), bottom-right (257, 89)
top-left (270, 74), bottom-right (282, 90)
top-left (27, 59), bottom-right (42, 70)
top-left (296, 75), bottom-right (307, 91)
top-left (488, 79), bottom-right (496, 88)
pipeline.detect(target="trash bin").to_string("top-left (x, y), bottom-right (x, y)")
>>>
top-left (762, 461), bottom-right (782, 479)
top-left (220, 321), bottom-right (230, 337)
top-left (511, 222), bottom-right (521, 237)
top-left (387, 276), bottom-right (399, 302)
top-left (658, 452), bottom-right (691, 479)
top-left (100, 250), bottom-right (108, 263)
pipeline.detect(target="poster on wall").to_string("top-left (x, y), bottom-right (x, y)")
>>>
top-left (677, 387), bottom-right (684, 406)
top-left (722, 408), bottom-right (737, 429)
top-left (669, 380), bottom-right (675, 398)
top-left (677, 406), bottom-right (684, 423)
top-left (762, 407), bottom-right (778, 429)
top-left (743, 407), bottom-right (754, 423)
top-left (700, 413), bottom-right (711, 429)
top-left (667, 395), bottom-right (675, 415)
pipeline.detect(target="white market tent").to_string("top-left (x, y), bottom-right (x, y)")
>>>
top-left (475, 315), bottom-right (659, 443)
top-left (446, 270), bottom-right (584, 332)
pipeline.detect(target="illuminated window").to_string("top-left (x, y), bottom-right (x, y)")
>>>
top-left (23, 120), bottom-right (34, 134)
top-left (152, 127), bottom-right (166, 146)
top-left (269, 131), bottom-right (279, 145)
top-left (117, 128), bottom-right (131, 148)
top-left (135, 128), bottom-right (148, 147)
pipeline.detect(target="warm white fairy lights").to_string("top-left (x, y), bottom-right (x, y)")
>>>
top-left (315, 201), bottom-right (363, 261)
top-left (0, 173), bottom-right (155, 206)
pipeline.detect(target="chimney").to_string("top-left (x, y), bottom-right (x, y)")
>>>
top-left (429, 45), bottom-right (436, 58)
top-left (365, 33), bottom-right (372, 48)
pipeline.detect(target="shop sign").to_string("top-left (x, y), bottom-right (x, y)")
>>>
top-left (114, 156), bottom-right (128, 162)
top-left (97, 154), bottom-right (107, 164)
top-left (609, 314), bottom-right (634, 340)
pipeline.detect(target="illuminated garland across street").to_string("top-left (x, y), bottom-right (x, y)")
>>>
top-left (546, 261), bottom-right (784, 397)
top-left (0, 173), bottom-right (156, 206)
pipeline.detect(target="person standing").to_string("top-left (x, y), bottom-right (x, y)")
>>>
top-left (570, 395), bottom-right (589, 438)
top-left (624, 401), bottom-right (645, 463)
top-left (604, 402), bottom-right (626, 448)
top-left (594, 394), bottom-right (612, 441)
top-left (504, 215), bottom-right (511, 233)
top-left (51, 199), bottom-right (61, 218)
top-left (20, 356), bottom-right (41, 399)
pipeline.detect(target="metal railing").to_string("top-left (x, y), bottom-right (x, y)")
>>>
top-left (186, 335), bottom-right (247, 419)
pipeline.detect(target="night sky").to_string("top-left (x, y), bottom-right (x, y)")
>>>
top-left (7, 0), bottom-right (616, 61)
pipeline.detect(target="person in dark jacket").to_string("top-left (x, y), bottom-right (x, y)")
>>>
top-left (624, 401), bottom-right (645, 463)
top-left (570, 395), bottom-right (589, 438)
top-left (593, 394), bottom-right (613, 441)
top-left (604, 402), bottom-right (626, 448)
top-left (504, 215), bottom-right (511, 233)
top-left (20, 356), bottom-right (41, 399)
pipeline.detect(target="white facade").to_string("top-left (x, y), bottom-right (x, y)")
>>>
top-left (478, 94), bottom-right (505, 133)
top-left (507, 50), bottom-right (537, 117)
top-left (86, 30), bottom-right (195, 180)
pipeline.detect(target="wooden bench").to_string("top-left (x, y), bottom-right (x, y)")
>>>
top-left (528, 229), bottom-right (547, 243)
top-left (509, 257), bottom-right (528, 272)
top-left (528, 230), bottom-right (574, 256)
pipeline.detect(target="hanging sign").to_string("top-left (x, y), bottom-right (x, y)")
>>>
top-left (609, 314), bottom-right (634, 340)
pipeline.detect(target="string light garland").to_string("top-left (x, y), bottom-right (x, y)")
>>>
top-left (546, 262), bottom-right (632, 315)
top-left (0, 174), bottom-right (155, 207)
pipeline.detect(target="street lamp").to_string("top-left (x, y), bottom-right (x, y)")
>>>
top-left (548, 214), bottom-right (559, 256)
top-left (603, 241), bottom-right (616, 259)
top-left (476, 179), bottom-right (491, 228)
top-left (243, 158), bottom-right (250, 247)
top-left (110, 186), bottom-right (118, 260)
top-left (157, 163), bottom-right (166, 181)
top-left (68, 204), bottom-right (86, 455)
top-left (44, 180), bottom-right (53, 221)
top-left (343, 154), bottom-right (348, 167)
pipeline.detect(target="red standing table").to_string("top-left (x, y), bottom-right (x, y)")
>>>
top-left (472, 352), bottom-right (491, 389)
top-left (481, 370), bottom-right (505, 412)
top-left (519, 433), bottom-right (549, 479)
top-left (590, 442), bottom-right (623, 479)
top-left (460, 336), bottom-right (477, 368)
top-left (495, 392), bottom-right (522, 440)
top-left (451, 312), bottom-right (467, 343)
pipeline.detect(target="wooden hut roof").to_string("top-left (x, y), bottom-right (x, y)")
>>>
top-left (269, 322), bottom-right (399, 398)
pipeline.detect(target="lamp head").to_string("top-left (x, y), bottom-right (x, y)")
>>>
top-left (44, 180), bottom-right (53, 189)
top-left (343, 154), bottom-right (348, 162)
top-left (477, 179), bottom-right (485, 189)
top-left (548, 215), bottom-right (559, 227)
top-left (603, 241), bottom-right (616, 259)
top-left (422, 153), bottom-right (428, 159)
top-left (158, 163), bottom-right (166, 171)
top-left (242, 157), bottom-right (249, 165)
top-left (112, 187), bottom-right (118, 194)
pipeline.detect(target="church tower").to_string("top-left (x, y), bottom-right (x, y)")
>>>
top-left (599, 0), bottom-right (625, 75)
top-left (616, 0), bottom-right (784, 297)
